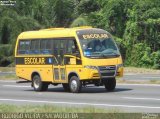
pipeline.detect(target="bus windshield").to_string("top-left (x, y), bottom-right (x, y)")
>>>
top-left (77, 29), bottom-right (120, 58)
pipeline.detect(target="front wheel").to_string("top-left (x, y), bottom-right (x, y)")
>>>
top-left (32, 75), bottom-right (49, 91)
top-left (104, 78), bottom-right (116, 91)
top-left (69, 76), bottom-right (82, 93)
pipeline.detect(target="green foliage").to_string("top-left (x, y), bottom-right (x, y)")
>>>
top-left (125, 43), bottom-right (160, 69)
top-left (70, 16), bottom-right (89, 27)
top-left (98, 0), bottom-right (135, 37)
top-left (76, 0), bottom-right (100, 14)
top-left (0, 0), bottom-right (159, 68)
top-left (49, 0), bottom-right (75, 27)
top-left (150, 51), bottom-right (160, 69)
top-left (121, 0), bottom-right (160, 68)
top-left (0, 104), bottom-right (110, 113)
top-left (0, 45), bottom-right (13, 66)
top-left (126, 43), bottom-right (151, 67)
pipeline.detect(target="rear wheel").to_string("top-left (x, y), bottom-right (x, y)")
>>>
top-left (104, 78), bottom-right (116, 91)
top-left (32, 75), bottom-right (49, 91)
top-left (62, 83), bottom-right (70, 92)
top-left (69, 76), bottom-right (82, 93)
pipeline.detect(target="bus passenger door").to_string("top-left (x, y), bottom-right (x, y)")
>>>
top-left (53, 40), bottom-right (67, 83)
top-left (53, 65), bottom-right (66, 83)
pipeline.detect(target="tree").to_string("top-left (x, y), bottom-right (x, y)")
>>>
top-left (0, 0), bottom-right (160, 68)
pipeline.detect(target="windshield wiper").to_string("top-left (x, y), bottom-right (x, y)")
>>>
top-left (111, 53), bottom-right (120, 57)
top-left (100, 52), bottom-right (120, 58)
top-left (85, 52), bottom-right (120, 59)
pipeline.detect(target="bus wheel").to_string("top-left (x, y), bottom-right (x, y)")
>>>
top-left (69, 76), bottom-right (82, 93)
top-left (104, 78), bottom-right (116, 91)
top-left (62, 84), bottom-right (70, 92)
top-left (32, 75), bottom-right (48, 91)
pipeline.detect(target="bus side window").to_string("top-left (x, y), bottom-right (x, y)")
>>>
top-left (45, 39), bottom-right (52, 54)
top-left (40, 39), bottom-right (46, 54)
top-left (59, 40), bottom-right (67, 65)
top-left (18, 41), bottom-right (25, 54)
top-left (52, 39), bottom-right (60, 64)
top-left (65, 38), bottom-right (81, 65)
top-left (18, 40), bottom-right (30, 55)
top-left (25, 41), bottom-right (30, 54)
top-left (66, 40), bottom-right (72, 54)
top-left (30, 40), bottom-right (40, 54)
top-left (40, 39), bottom-right (52, 54)
top-left (34, 40), bottom-right (40, 54)
top-left (53, 40), bottom-right (59, 59)
top-left (30, 40), bottom-right (35, 54)
top-left (67, 39), bottom-right (80, 56)
top-left (67, 40), bottom-right (76, 54)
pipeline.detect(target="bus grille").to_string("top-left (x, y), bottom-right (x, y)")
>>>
top-left (98, 65), bottom-right (116, 78)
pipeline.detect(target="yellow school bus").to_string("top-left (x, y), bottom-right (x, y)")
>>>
top-left (15, 26), bottom-right (123, 93)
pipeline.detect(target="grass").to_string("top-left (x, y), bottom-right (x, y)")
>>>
top-left (0, 67), bottom-right (17, 80)
top-left (0, 104), bottom-right (119, 113)
top-left (117, 78), bottom-right (160, 84)
top-left (117, 78), bottom-right (149, 84)
top-left (124, 67), bottom-right (160, 74)
top-left (0, 67), bottom-right (15, 72)
top-left (149, 79), bottom-right (160, 84)
top-left (0, 74), bottom-right (18, 80)
top-left (0, 104), bottom-right (143, 119)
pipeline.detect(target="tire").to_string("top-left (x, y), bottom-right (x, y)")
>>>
top-left (104, 78), bottom-right (116, 91)
top-left (62, 83), bottom-right (70, 92)
top-left (69, 76), bottom-right (82, 93)
top-left (32, 75), bottom-right (49, 91)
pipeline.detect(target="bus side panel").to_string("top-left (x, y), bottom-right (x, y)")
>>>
top-left (66, 65), bottom-right (100, 81)
top-left (16, 65), bottom-right (54, 82)
top-left (16, 66), bottom-right (31, 80)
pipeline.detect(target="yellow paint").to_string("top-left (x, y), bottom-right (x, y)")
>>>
top-left (70, 58), bottom-right (76, 65)
top-left (15, 26), bottom-right (123, 84)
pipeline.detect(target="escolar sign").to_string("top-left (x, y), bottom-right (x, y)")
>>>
top-left (24, 57), bottom-right (45, 65)
top-left (82, 34), bottom-right (108, 39)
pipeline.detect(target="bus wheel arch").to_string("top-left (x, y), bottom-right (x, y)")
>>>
top-left (68, 72), bottom-right (82, 93)
top-left (31, 72), bottom-right (49, 91)
top-left (31, 72), bottom-right (40, 81)
top-left (68, 72), bottom-right (79, 81)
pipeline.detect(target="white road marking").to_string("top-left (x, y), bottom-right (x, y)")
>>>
top-left (123, 97), bottom-right (160, 101)
top-left (0, 80), bottom-right (16, 83)
top-left (142, 77), bottom-right (160, 79)
top-left (1, 83), bottom-right (160, 89)
top-left (3, 85), bottom-right (30, 88)
top-left (124, 73), bottom-right (137, 76)
top-left (0, 98), bottom-right (160, 109)
top-left (120, 83), bottom-right (160, 86)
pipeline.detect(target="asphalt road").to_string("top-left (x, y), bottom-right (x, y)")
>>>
top-left (123, 73), bottom-right (160, 80)
top-left (0, 80), bottom-right (160, 113)
top-left (1, 72), bottom-right (160, 80)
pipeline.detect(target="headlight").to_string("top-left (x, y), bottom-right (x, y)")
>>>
top-left (117, 64), bottom-right (123, 69)
top-left (84, 65), bottom-right (98, 70)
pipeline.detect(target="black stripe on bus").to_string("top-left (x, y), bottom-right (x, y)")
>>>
top-left (15, 57), bottom-right (55, 65)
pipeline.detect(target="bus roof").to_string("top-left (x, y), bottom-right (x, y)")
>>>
top-left (18, 26), bottom-right (94, 39)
